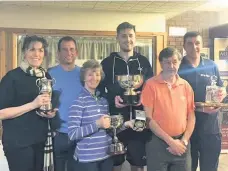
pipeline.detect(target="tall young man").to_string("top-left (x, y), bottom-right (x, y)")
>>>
top-left (98, 22), bottom-right (153, 171)
top-left (179, 31), bottom-right (226, 171)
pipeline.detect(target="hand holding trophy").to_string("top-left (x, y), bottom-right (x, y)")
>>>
top-left (116, 74), bottom-right (146, 130)
top-left (96, 115), bottom-right (111, 129)
top-left (195, 75), bottom-right (228, 114)
top-left (36, 78), bottom-right (56, 115)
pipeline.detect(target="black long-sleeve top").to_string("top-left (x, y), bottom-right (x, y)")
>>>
top-left (0, 67), bottom-right (51, 150)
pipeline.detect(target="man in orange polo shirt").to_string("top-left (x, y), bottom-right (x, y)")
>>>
top-left (141, 47), bottom-right (195, 171)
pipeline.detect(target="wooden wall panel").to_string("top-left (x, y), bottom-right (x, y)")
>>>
top-left (0, 31), bottom-right (17, 80)
top-left (155, 34), bottom-right (167, 75)
top-left (0, 31), bottom-right (6, 80)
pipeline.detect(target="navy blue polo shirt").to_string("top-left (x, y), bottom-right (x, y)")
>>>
top-left (178, 57), bottom-right (223, 135)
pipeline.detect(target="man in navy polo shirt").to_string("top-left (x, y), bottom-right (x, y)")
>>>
top-left (178, 31), bottom-right (226, 171)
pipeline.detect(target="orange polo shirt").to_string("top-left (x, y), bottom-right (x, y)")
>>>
top-left (141, 74), bottom-right (195, 136)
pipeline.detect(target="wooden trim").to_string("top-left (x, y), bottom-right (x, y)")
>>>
top-left (155, 35), bottom-right (167, 75)
top-left (0, 27), bottom-right (167, 78)
top-left (0, 27), bottom-right (166, 38)
top-left (0, 31), bottom-right (6, 80)
top-left (12, 33), bottom-right (18, 69)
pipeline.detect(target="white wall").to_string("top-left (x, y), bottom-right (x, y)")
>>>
top-left (0, 6), bottom-right (166, 32)
top-left (217, 10), bottom-right (228, 25)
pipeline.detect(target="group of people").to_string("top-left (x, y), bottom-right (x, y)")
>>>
top-left (0, 21), bottom-right (226, 171)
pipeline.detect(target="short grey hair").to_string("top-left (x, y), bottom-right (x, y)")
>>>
top-left (80, 59), bottom-right (105, 86)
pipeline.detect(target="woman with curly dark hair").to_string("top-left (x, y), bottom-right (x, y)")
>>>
top-left (0, 35), bottom-right (57, 171)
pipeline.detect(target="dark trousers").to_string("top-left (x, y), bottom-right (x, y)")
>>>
top-left (146, 135), bottom-right (191, 171)
top-left (76, 157), bottom-right (113, 171)
top-left (191, 133), bottom-right (221, 171)
top-left (4, 142), bottom-right (45, 171)
top-left (53, 132), bottom-right (76, 171)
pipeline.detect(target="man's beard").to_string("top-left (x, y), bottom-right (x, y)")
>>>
top-left (121, 47), bottom-right (133, 53)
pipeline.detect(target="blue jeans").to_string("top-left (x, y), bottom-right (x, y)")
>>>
top-left (75, 157), bottom-right (113, 171)
top-left (53, 132), bottom-right (76, 171)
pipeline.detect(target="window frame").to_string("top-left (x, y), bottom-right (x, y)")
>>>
top-left (0, 27), bottom-right (167, 79)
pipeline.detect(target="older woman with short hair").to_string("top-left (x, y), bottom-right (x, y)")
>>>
top-left (68, 59), bottom-right (135, 171)
top-left (68, 59), bottom-right (113, 171)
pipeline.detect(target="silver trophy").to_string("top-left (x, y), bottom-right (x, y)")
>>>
top-left (109, 115), bottom-right (125, 155)
top-left (116, 74), bottom-right (144, 105)
top-left (36, 78), bottom-right (55, 113)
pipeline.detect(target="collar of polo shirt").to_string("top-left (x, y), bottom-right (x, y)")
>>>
top-left (182, 56), bottom-right (205, 67)
top-left (154, 73), bottom-right (185, 87)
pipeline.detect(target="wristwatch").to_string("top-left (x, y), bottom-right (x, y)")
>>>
top-left (181, 139), bottom-right (188, 146)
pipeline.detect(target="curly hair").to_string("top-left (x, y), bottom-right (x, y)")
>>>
top-left (22, 35), bottom-right (48, 56)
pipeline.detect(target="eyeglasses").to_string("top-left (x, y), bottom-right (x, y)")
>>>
top-left (162, 60), bottom-right (178, 66)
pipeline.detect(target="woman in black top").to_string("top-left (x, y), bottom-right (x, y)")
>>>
top-left (0, 36), bottom-right (57, 171)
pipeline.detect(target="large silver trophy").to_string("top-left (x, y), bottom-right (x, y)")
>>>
top-left (116, 75), bottom-right (146, 129)
top-left (116, 74), bottom-right (144, 105)
top-left (109, 115), bottom-right (125, 155)
top-left (36, 78), bottom-right (55, 113)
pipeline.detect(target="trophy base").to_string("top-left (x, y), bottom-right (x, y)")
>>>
top-left (109, 142), bottom-right (126, 156)
top-left (195, 102), bottom-right (228, 108)
top-left (134, 120), bottom-right (146, 130)
top-left (38, 108), bottom-right (52, 114)
top-left (109, 150), bottom-right (126, 156)
top-left (123, 94), bottom-right (140, 105)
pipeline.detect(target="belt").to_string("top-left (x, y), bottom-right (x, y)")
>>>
top-left (172, 133), bottom-right (184, 139)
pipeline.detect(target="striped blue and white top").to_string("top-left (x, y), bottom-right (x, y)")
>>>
top-left (68, 88), bottom-right (112, 163)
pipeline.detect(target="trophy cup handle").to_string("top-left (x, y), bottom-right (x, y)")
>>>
top-left (36, 78), bottom-right (41, 92)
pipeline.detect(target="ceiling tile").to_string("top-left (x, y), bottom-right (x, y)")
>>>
top-left (109, 2), bottom-right (126, 5)
top-left (117, 6), bottom-right (132, 10)
top-left (124, 1), bottom-right (139, 5)
top-left (53, 2), bottom-right (69, 8)
top-left (130, 7), bottom-right (143, 11)
top-left (95, 2), bottom-right (111, 6)
top-left (137, 1), bottom-right (152, 6)
top-left (68, 2), bottom-right (83, 8)
top-left (106, 4), bottom-right (122, 8)
top-left (134, 4), bottom-right (150, 8)
top-left (41, 1), bottom-right (55, 7)
top-left (80, 1), bottom-right (97, 5)
top-left (0, 0), bottom-right (222, 19)
top-left (78, 5), bottom-right (94, 9)
top-left (119, 5), bottom-right (135, 8)
top-left (149, 2), bottom-right (166, 6)
top-left (143, 8), bottom-right (156, 12)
